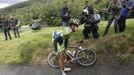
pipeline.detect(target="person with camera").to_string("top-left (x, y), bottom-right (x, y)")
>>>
top-left (103, 0), bottom-right (121, 36)
top-left (80, 0), bottom-right (100, 39)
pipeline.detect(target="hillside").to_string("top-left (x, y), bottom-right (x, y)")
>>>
top-left (0, 0), bottom-right (134, 26)
top-left (0, 19), bottom-right (134, 65)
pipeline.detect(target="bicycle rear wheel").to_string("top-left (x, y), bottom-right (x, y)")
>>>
top-left (76, 49), bottom-right (97, 66)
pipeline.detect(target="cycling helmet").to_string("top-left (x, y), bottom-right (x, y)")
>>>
top-left (69, 19), bottom-right (79, 27)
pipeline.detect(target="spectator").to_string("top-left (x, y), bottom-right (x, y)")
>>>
top-left (9, 15), bottom-right (20, 38)
top-left (80, 0), bottom-right (99, 39)
top-left (1, 15), bottom-right (12, 40)
top-left (0, 15), bottom-right (2, 32)
top-left (61, 1), bottom-right (70, 27)
top-left (118, 0), bottom-right (133, 32)
top-left (103, 0), bottom-right (121, 36)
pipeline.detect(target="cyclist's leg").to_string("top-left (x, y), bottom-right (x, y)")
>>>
top-left (58, 42), bottom-right (70, 74)
top-left (59, 51), bottom-right (65, 70)
top-left (57, 42), bottom-right (66, 74)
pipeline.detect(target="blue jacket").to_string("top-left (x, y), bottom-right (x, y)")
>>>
top-left (121, 0), bottom-right (133, 16)
top-left (61, 7), bottom-right (70, 22)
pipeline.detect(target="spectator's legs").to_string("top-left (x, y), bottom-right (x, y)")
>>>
top-left (83, 27), bottom-right (91, 39)
top-left (114, 18), bottom-right (118, 33)
top-left (62, 21), bottom-right (67, 27)
top-left (13, 28), bottom-right (17, 38)
top-left (16, 27), bottom-right (20, 37)
top-left (92, 26), bottom-right (99, 39)
top-left (7, 29), bottom-right (12, 39)
top-left (3, 29), bottom-right (8, 40)
top-left (118, 16), bottom-right (123, 32)
top-left (122, 16), bottom-right (127, 32)
top-left (103, 16), bottom-right (114, 36)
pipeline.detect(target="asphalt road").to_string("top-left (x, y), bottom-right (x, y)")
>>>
top-left (0, 63), bottom-right (133, 75)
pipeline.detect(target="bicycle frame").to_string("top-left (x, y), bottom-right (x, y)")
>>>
top-left (48, 40), bottom-right (97, 68)
top-left (65, 44), bottom-right (84, 62)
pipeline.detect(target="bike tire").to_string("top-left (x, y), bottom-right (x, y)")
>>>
top-left (76, 48), bottom-right (97, 66)
top-left (47, 51), bottom-right (60, 68)
top-left (47, 51), bottom-right (67, 68)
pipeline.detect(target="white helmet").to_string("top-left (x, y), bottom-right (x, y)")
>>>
top-left (69, 19), bottom-right (79, 27)
top-left (82, 8), bottom-right (89, 15)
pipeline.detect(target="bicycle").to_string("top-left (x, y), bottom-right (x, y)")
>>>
top-left (47, 41), bottom-right (97, 68)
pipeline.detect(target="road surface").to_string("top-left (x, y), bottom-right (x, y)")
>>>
top-left (0, 63), bottom-right (133, 75)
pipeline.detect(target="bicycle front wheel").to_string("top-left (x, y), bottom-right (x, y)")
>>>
top-left (76, 49), bottom-right (97, 66)
top-left (47, 51), bottom-right (60, 68)
top-left (47, 51), bottom-right (67, 68)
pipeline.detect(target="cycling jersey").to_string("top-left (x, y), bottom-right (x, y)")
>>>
top-left (52, 27), bottom-right (71, 52)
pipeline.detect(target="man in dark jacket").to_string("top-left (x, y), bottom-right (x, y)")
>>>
top-left (1, 15), bottom-right (12, 40)
top-left (0, 16), bottom-right (2, 32)
top-left (80, 0), bottom-right (99, 39)
top-left (61, 1), bottom-right (70, 27)
top-left (10, 15), bottom-right (20, 38)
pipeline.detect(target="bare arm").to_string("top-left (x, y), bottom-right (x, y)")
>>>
top-left (107, 2), bottom-right (112, 12)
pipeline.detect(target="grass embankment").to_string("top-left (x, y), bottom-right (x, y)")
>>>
top-left (0, 19), bottom-right (134, 65)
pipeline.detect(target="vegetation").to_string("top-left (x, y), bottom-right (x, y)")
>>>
top-left (0, 0), bottom-right (134, 65)
top-left (0, 19), bottom-right (134, 65)
top-left (0, 0), bottom-right (134, 26)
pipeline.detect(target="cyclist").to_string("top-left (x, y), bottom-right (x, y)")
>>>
top-left (52, 19), bottom-right (79, 75)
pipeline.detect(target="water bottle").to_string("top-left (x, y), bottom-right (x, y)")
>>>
top-left (67, 50), bottom-right (73, 55)
top-left (72, 51), bottom-right (75, 56)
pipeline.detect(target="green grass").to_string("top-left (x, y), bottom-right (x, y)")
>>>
top-left (0, 19), bottom-right (134, 65)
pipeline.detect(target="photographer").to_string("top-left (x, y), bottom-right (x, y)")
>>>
top-left (80, 0), bottom-right (99, 39)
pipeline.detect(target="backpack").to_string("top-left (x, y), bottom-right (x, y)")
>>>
top-left (94, 13), bottom-right (101, 21)
top-left (31, 22), bottom-right (41, 30)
